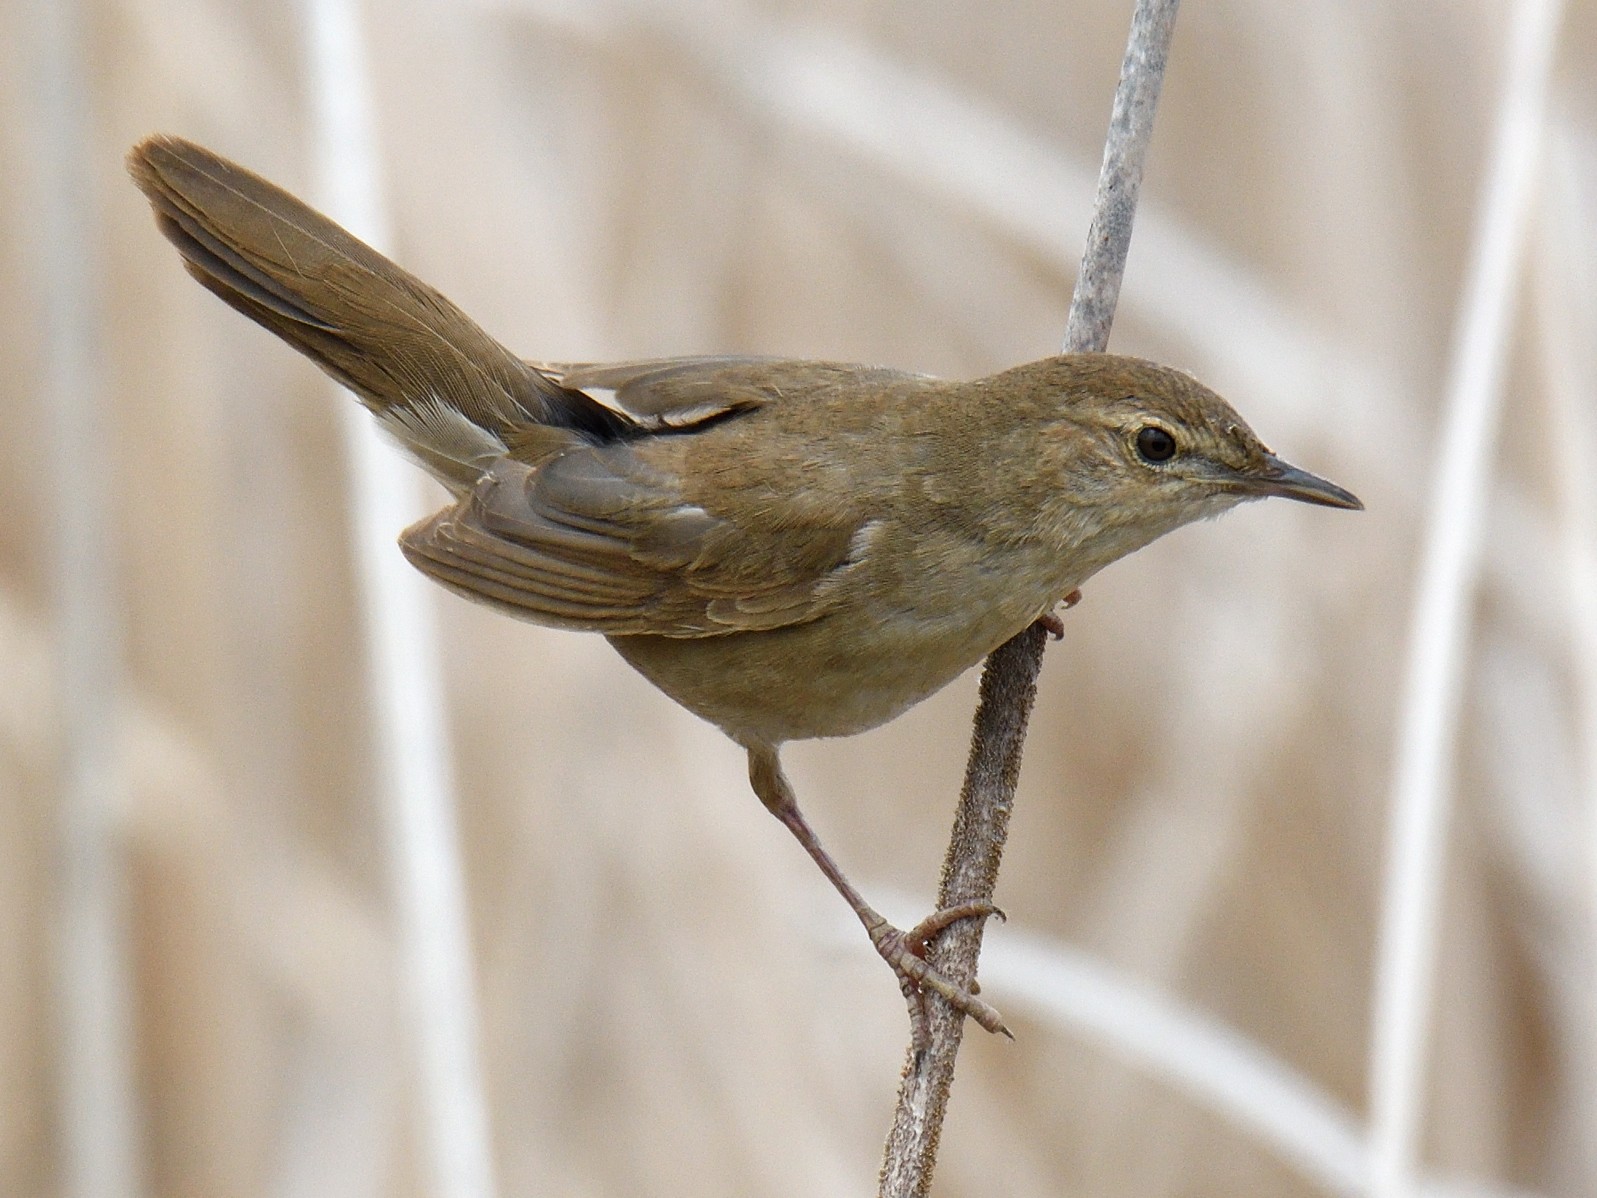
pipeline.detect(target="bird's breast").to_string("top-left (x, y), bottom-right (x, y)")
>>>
top-left (608, 528), bottom-right (1070, 744)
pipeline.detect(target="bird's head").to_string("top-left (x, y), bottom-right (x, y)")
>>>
top-left (991, 354), bottom-right (1361, 574)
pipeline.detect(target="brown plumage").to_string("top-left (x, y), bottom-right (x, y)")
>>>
top-left (128, 134), bottom-right (1361, 1044)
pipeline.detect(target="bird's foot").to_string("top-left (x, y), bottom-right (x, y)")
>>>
top-left (1039, 589), bottom-right (1083, 640)
top-left (868, 902), bottom-right (1011, 1051)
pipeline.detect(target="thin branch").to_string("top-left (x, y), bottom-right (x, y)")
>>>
top-left (878, 3), bottom-right (1181, 1193)
top-left (1059, 6), bottom-right (1180, 356)
top-left (1366, 3), bottom-right (1564, 1196)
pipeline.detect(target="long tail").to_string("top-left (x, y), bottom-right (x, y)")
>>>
top-left (127, 135), bottom-right (626, 487)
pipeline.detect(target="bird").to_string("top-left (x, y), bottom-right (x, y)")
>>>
top-left (127, 134), bottom-right (1362, 1046)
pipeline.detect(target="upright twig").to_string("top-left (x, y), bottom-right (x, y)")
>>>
top-left (300, 3), bottom-right (499, 1196)
top-left (1367, 3), bottom-right (1564, 1196)
top-left (878, 3), bottom-right (1181, 1193)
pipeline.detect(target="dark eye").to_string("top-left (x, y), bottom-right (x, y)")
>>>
top-left (1135, 425), bottom-right (1177, 463)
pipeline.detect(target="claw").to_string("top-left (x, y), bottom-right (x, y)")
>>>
top-left (1039, 590), bottom-right (1082, 640)
top-left (901, 901), bottom-right (1006, 955)
top-left (868, 903), bottom-right (1010, 1048)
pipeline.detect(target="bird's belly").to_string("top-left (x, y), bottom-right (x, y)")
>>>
top-left (608, 597), bottom-right (1045, 744)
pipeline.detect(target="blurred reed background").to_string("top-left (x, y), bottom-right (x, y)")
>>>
top-left (4, 0), bottom-right (1595, 1195)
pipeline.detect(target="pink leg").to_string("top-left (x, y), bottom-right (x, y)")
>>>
top-left (745, 741), bottom-right (1009, 1050)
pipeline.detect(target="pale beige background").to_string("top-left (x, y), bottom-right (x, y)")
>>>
top-left (4, 1), bottom-right (1595, 1195)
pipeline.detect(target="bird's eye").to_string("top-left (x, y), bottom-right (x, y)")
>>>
top-left (1135, 425), bottom-right (1178, 463)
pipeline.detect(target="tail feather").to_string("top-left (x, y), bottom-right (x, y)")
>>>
top-left (128, 135), bottom-right (628, 485)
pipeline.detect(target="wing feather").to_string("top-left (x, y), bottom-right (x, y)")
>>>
top-left (400, 442), bottom-right (864, 637)
top-left (531, 356), bottom-right (929, 431)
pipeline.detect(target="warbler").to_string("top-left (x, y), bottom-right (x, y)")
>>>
top-left (129, 135), bottom-right (1361, 1044)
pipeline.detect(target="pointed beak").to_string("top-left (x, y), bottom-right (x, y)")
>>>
top-left (1239, 454), bottom-right (1364, 510)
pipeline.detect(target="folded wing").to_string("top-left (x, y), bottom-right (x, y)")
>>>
top-left (401, 437), bottom-right (869, 637)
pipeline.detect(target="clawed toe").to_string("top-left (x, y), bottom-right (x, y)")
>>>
top-left (869, 904), bottom-right (1010, 1048)
top-left (902, 901), bottom-right (1006, 953)
top-left (1039, 590), bottom-right (1083, 640)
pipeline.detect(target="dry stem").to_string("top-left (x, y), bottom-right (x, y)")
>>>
top-left (878, 2), bottom-right (1183, 1192)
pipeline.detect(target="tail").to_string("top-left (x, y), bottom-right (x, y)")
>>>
top-left (127, 135), bottom-right (627, 487)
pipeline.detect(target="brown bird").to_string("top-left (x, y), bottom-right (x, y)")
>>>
top-left (128, 134), bottom-right (1361, 1045)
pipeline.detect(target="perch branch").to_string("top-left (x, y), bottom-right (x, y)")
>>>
top-left (878, 2), bottom-right (1182, 1193)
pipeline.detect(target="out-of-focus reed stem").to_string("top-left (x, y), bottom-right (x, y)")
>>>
top-left (33, 0), bottom-right (143, 1194)
top-left (299, 3), bottom-right (498, 1196)
top-left (1533, 129), bottom-right (1597, 1167)
top-left (1368, 3), bottom-right (1565, 1196)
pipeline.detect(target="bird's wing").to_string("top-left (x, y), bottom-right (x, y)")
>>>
top-left (531, 356), bottom-right (930, 430)
top-left (399, 437), bottom-right (871, 637)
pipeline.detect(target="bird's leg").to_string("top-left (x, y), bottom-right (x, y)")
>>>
top-left (744, 741), bottom-right (1009, 1049)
